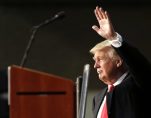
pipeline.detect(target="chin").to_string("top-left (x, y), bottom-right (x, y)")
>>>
top-left (98, 75), bottom-right (102, 80)
top-left (99, 74), bottom-right (103, 79)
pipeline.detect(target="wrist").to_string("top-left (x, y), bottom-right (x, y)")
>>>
top-left (108, 32), bottom-right (117, 40)
top-left (108, 32), bottom-right (123, 48)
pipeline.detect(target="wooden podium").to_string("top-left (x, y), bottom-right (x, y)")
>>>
top-left (8, 65), bottom-right (76, 118)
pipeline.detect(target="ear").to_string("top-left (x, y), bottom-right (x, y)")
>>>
top-left (116, 58), bottom-right (123, 68)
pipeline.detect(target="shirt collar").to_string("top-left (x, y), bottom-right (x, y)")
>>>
top-left (108, 71), bottom-right (129, 88)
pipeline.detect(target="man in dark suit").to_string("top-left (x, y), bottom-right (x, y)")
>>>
top-left (90, 6), bottom-right (151, 118)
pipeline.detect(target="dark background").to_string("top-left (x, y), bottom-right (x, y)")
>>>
top-left (0, 0), bottom-right (151, 118)
top-left (0, 1), bottom-right (151, 89)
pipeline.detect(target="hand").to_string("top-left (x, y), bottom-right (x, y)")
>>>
top-left (92, 6), bottom-right (117, 40)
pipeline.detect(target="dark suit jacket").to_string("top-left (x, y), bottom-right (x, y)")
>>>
top-left (92, 41), bottom-right (151, 118)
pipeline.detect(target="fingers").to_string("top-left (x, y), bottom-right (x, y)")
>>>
top-left (94, 7), bottom-right (100, 22)
top-left (105, 11), bottom-right (110, 20)
top-left (94, 6), bottom-right (108, 20)
top-left (95, 6), bottom-right (103, 20)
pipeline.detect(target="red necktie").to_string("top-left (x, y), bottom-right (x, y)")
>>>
top-left (108, 85), bottom-right (114, 92)
top-left (100, 85), bottom-right (114, 118)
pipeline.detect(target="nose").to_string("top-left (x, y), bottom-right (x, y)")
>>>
top-left (94, 61), bottom-right (99, 69)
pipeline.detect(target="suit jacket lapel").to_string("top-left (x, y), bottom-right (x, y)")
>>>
top-left (106, 90), bottom-right (114, 116)
top-left (94, 87), bottom-right (107, 118)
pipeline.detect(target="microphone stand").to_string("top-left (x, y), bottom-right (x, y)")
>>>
top-left (78, 64), bottom-right (90, 118)
top-left (20, 26), bottom-right (38, 67)
top-left (76, 76), bottom-right (82, 118)
top-left (20, 17), bottom-right (53, 67)
top-left (20, 11), bottom-right (65, 67)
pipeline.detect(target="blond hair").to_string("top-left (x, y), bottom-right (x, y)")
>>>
top-left (90, 40), bottom-right (120, 60)
top-left (90, 40), bottom-right (111, 54)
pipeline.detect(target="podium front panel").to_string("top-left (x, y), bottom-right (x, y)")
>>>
top-left (8, 65), bottom-right (76, 118)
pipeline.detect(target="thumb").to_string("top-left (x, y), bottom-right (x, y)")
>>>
top-left (92, 25), bottom-right (100, 33)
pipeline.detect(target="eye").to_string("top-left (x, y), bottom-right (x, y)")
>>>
top-left (97, 59), bottom-right (101, 62)
top-left (96, 58), bottom-right (104, 63)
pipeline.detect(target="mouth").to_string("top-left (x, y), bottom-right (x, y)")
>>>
top-left (97, 70), bottom-right (102, 74)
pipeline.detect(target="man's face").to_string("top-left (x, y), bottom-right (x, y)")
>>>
top-left (93, 49), bottom-right (117, 84)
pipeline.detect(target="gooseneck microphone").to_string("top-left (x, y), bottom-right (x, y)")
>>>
top-left (33, 11), bottom-right (65, 29)
top-left (20, 11), bottom-right (65, 67)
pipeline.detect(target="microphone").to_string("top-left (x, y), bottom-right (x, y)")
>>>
top-left (33, 11), bottom-right (65, 29)
top-left (20, 11), bottom-right (65, 67)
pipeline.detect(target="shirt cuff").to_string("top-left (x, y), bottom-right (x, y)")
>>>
top-left (108, 32), bottom-right (123, 48)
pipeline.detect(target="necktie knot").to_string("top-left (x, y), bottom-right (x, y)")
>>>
top-left (108, 85), bottom-right (114, 92)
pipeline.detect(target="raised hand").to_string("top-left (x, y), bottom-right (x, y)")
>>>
top-left (92, 6), bottom-right (116, 40)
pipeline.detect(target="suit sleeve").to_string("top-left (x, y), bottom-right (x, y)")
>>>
top-left (113, 40), bottom-right (151, 88)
